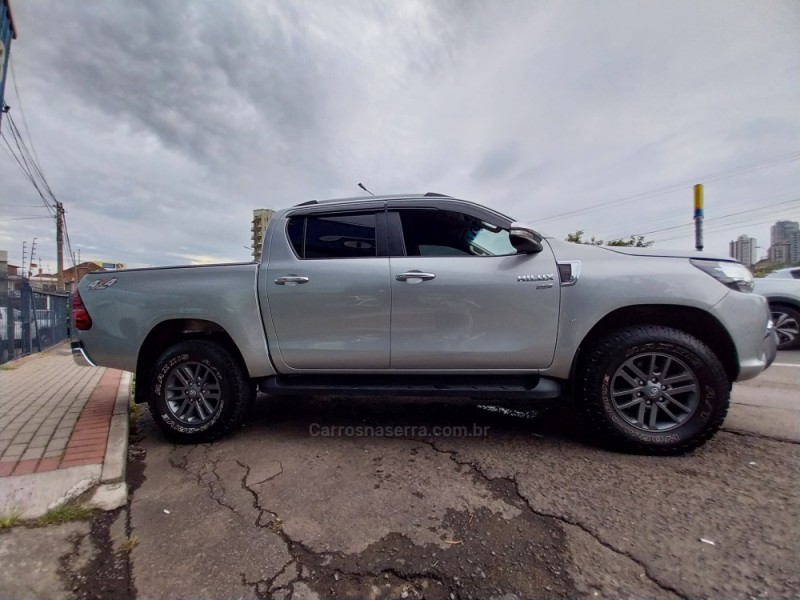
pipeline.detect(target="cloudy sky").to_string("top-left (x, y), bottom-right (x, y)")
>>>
top-left (1, 0), bottom-right (798, 270)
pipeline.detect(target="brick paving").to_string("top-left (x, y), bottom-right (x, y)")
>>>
top-left (0, 345), bottom-right (122, 477)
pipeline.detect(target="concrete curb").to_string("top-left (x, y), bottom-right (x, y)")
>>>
top-left (87, 372), bottom-right (131, 511)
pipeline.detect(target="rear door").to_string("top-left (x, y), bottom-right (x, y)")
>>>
top-left (263, 207), bottom-right (392, 370)
top-left (387, 200), bottom-right (560, 370)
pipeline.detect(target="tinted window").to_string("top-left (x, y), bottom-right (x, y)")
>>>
top-left (287, 218), bottom-right (305, 257)
top-left (397, 209), bottom-right (518, 257)
top-left (287, 213), bottom-right (377, 259)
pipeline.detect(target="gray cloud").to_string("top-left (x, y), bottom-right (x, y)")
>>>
top-left (1, 0), bottom-right (798, 271)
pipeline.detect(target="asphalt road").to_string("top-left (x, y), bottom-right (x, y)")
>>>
top-left (121, 353), bottom-right (799, 600)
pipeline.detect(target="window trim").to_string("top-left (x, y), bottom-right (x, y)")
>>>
top-left (285, 210), bottom-right (388, 260)
top-left (388, 206), bottom-right (519, 258)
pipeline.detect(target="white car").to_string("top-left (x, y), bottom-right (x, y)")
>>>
top-left (766, 267), bottom-right (800, 280)
top-left (754, 275), bottom-right (800, 350)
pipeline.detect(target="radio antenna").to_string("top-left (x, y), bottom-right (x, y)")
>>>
top-left (357, 182), bottom-right (375, 196)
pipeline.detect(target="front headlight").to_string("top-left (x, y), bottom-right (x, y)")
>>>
top-left (691, 259), bottom-right (754, 293)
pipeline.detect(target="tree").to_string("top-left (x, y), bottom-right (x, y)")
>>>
top-left (606, 235), bottom-right (653, 248)
top-left (566, 230), bottom-right (653, 247)
top-left (565, 230), bottom-right (604, 246)
top-left (751, 260), bottom-right (783, 278)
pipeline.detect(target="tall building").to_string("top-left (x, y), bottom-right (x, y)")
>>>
top-left (251, 209), bottom-right (274, 262)
top-left (768, 243), bottom-right (790, 265)
top-left (768, 220), bottom-right (799, 265)
top-left (729, 235), bottom-right (757, 267)
top-left (770, 220), bottom-right (799, 246)
top-left (790, 230), bottom-right (800, 264)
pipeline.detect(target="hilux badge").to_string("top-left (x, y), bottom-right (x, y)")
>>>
top-left (517, 274), bottom-right (554, 282)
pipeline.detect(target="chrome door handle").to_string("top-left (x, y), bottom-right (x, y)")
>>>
top-left (274, 275), bottom-right (310, 285)
top-left (395, 271), bottom-right (436, 282)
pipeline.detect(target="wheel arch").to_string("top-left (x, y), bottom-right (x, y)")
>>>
top-left (569, 305), bottom-right (738, 392)
top-left (134, 319), bottom-right (249, 404)
top-left (764, 295), bottom-right (800, 310)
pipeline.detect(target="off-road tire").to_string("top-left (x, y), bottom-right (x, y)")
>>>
top-left (578, 326), bottom-right (730, 455)
top-left (148, 340), bottom-right (254, 443)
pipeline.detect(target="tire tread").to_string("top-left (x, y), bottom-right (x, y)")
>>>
top-left (148, 339), bottom-right (254, 443)
top-left (578, 325), bottom-right (730, 455)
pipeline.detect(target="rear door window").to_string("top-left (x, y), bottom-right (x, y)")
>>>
top-left (287, 213), bottom-right (378, 259)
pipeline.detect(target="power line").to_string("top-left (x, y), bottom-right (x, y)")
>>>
top-left (0, 127), bottom-right (56, 216)
top-left (9, 57), bottom-right (43, 170)
top-left (62, 207), bottom-right (76, 270)
top-left (1, 70), bottom-right (77, 283)
top-left (531, 150), bottom-right (800, 225)
top-left (5, 114), bottom-right (58, 212)
top-left (0, 204), bottom-right (52, 209)
top-left (652, 213), bottom-right (800, 244)
top-left (603, 197), bottom-right (800, 239)
top-left (0, 216), bottom-right (53, 221)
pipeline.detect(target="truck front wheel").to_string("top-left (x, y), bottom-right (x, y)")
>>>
top-left (578, 326), bottom-right (730, 455)
top-left (148, 340), bottom-right (254, 443)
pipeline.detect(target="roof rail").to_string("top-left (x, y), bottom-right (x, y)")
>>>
top-left (294, 200), bottom-right (318, 206)
top-left (424, 192), bottom-right (452, 197)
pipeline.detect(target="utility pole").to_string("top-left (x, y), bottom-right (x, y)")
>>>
top-left (56, 201), bottom-right (65, 291)
top-left (694, 184), bottom-right (704, 252)
top-left (21, 240), bottom-right (27, 277)
top-left (29, 236), bottom-right (37, 277)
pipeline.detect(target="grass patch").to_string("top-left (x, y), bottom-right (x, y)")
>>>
top-left (121, 535), bottom-right (140, 553)
top-left (0, 507), bottom-right (21, 528)
top-left (0, 365), bottom-right (16, 371)
top-left (128, 376), bottom-right (143, 432)
top-left (38, 503), bottom-right (94, 526)
top-left (129, 400), bottom-right (143, 432)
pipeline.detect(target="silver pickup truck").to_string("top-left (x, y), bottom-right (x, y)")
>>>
top-left (71, 193), bottom-right (777, 454)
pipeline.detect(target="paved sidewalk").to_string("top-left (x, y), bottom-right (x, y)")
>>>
top-left (0, 344), bottom-right (130, 518)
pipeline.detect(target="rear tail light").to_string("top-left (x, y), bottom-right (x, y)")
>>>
top-left (72, 290), bottom-right (93, 330)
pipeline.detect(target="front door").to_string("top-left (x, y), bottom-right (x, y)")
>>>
top-left (387, 204), bottom-right (560, 370)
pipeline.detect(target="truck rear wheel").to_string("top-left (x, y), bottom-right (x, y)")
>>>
top-left (148, 340), bottom-right (253, 443)
top-left (578, 326), bottom-right (730, 455)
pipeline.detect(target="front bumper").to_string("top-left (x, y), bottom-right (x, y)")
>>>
top-left (71, 340), bottom-right (96, 367)
top-left (714, 291), bottom-right (777, 381)
top-left (764, 320), bottom-right (778, 368)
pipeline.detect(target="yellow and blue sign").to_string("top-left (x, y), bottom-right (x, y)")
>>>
top-left (693, 184), bottom-right (704, 218)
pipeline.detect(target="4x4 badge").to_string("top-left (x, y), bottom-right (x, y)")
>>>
top-left (88, 277), bottom-right (118, 290)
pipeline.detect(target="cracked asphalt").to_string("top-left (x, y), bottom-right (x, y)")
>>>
top-left (5, 357), bottom-right (795, 600)
top-left (119, 356), bottom-right (799, 600)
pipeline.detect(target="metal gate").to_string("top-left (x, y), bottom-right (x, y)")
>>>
top-left (1, 279), bottom-right (69, 364)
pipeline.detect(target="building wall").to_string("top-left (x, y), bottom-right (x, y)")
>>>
top-left (790, 231), bottom-right (800, 264)
top-left (768, 243), bottom-right (790, 265)
top-left (63, 262), bottom-right (108, 291)
top-left (0, 1), bottom-right (17, 128)
top-left (771, 220), bottom-right (799, 246)
top-left (251, 209), bottom-right (274, 262)
top-left (729, 235), bottom-right (757, 267)
top-left (768, 220), bottom-right (799, 265)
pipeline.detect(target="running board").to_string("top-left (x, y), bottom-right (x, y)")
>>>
top-left (257, 374), bottom-right (562, 400)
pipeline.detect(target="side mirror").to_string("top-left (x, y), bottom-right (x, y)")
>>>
top-left (510, 223), bottom-right (543, 254)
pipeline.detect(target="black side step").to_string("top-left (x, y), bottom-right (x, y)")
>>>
top-left (257, 374), bottom-right (562, 400)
